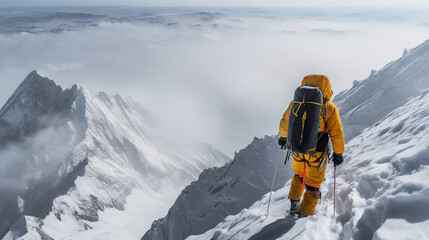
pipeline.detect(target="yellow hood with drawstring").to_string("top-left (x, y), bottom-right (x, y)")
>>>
top-left (301, 74), bottom-right (333, 101)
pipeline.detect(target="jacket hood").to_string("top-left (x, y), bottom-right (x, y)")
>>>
top-left (301, 74), bottom-right (333, 101)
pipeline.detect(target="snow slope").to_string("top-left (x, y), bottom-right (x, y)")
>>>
top-left (180, 39), bottom-right (429, 240)
top-left (0, 71), bottom-right (229, 240)
top-left (142, 136), bottom-right (295, 240)
top-left (334, 39), bottom-right (429, 142)
top-left (185, 178), bottom-right (311, 240)
top-left (186, 85), bottom-right (429, 240)
top-left (333, 90), bottom-right (429, 240)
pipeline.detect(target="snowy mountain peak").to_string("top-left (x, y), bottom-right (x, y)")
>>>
top-left (0, 71), bottom-right (229, 240)
top-left (19, 70), bottom-right (46, 84)
top-left (0, 71), bottom-right (78, 147)
top-left (0, 70), bottom-right (76, 115)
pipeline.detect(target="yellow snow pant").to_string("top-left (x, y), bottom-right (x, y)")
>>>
top-left (288, 151), bottom-right (327, 216)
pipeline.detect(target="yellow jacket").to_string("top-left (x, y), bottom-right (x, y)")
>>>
top-left (279, 75), bottom-right (345, 154)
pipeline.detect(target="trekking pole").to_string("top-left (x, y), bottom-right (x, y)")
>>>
top-left (266, 149), bottom-right (282, 217)
top-left (333, 166), bottom-right (336, 217)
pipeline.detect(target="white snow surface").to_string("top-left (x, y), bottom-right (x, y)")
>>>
top-left (0, 71), bottom-right (229, 240)
top-left (187, 91), bottom-right (429, 240)
top-left (334, 39), bottom-right (429, 142)
top-left (185, 180), bottom-right (313, 240)
top-left (142, 135), bottom-right (295, 240)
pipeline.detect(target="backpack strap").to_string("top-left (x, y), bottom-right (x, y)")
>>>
top-left (322, 100), bottom-right (328, 132)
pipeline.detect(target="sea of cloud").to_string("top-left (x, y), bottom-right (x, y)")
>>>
top-left (1, 7), bottom-right (429, 156)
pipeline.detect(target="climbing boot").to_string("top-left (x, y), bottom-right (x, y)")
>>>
top-left (289, 199), bottom-right (300, 216)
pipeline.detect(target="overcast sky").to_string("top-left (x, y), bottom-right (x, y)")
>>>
top-left (2, 0), bottom-right (429, 8)
top-left (1, 6), bottom-right (429, 156)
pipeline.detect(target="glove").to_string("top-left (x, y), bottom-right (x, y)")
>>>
top-left (332, 153), bottom-right (344, 167)
top-left (278, 137), bottom-right (288, 149)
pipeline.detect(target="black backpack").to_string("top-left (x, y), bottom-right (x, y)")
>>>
top-left (287, 86), bottom-right (323, 154)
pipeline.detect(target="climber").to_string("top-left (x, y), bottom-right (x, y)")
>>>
top-left (278, 74), bottom-right (345, 217)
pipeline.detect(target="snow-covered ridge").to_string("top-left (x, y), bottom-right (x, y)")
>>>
top-left (142, 135), bottom-right (295, 240)
top-left (185, 179), bottom-right (305, 240)
top-left (176, 39), bottom-right (429, 240)
top-left (0, 71), bottom-right (229, 240)
top-left (334, 39), bottom-right (429, 142)
top-left (186, 79), bottom-right (429, 240)
top-left (0, 70), bottom-right (81, 238)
